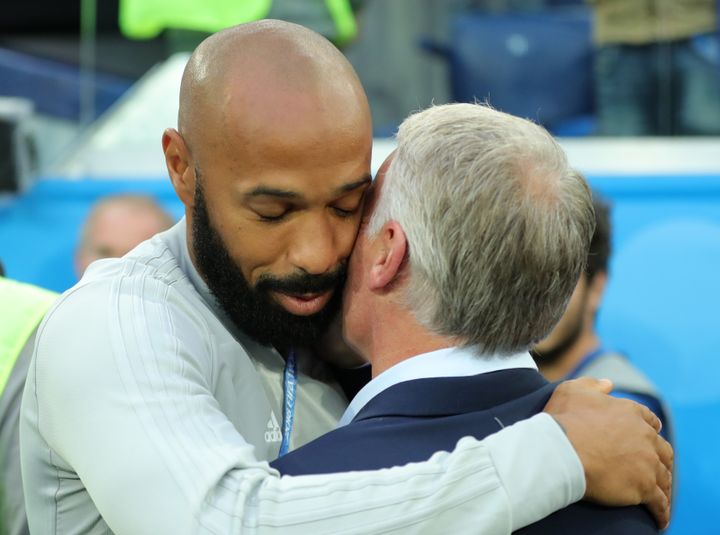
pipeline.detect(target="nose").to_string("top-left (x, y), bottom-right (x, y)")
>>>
top-left (288, 214), bottom-right (343, 275)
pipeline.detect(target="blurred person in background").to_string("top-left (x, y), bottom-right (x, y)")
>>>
top-left (74, 194), bottom-right (174, 277)
top-left (0, 274), bottom-right (57, 535)
top-left (532, 194), bottom-right (672, 442)
top-left (2, 193), bottom-right (169, 534)
top-left (590, 0), bottom-right (720, 135)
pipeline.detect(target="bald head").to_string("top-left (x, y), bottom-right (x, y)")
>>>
top-left (76, 195), bottom-right (174, 277)
top-left (178, 20), bottom-right (368, 164)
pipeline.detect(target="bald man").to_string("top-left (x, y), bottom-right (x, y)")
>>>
top-left (21, 21), bottom-right (671, 534)
top-left (75, 194), bottom-right (175, 277)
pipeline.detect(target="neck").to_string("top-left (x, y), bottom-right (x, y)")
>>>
top-left (361, 304), bottom-right (459, 378)
top-left (538, 330), bottom-right (601, 382)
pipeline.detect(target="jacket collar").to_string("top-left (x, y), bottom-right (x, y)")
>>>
top-left (353, 368), bottom-right (552, 422)
top-left (339, 347), bottom-right (538, 426)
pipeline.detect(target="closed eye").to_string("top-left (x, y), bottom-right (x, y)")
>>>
top-left (332, 205), bottom-right (359, 218)
top-left (257, 209), bottom-right (292, 222)
top-left (331, 188), bottom-right (368, 218)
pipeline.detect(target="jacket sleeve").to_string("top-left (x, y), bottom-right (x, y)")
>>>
top-left (23, 277), bottom-right (584, 534)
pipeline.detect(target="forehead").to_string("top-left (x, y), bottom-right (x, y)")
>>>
top-left (188, 51), bottom-right (373, 194)
top-left (89, 205), bottom-right (165, 250)
top-left (201, 98), bottom-right (371, 195)
top-left (234, 77), bottom-right (367, 148)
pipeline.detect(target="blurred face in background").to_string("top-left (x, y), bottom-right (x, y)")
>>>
top-left (75, 196), bottom-right (174, 277)
top-left (532, 270), bottom-right (606, 366)
top-left (533, 275), bottom-right (590, 364)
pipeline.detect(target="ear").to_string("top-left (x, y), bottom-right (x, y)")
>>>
top-left (587, 271), bottom-right (608, 314)
top-left (368, 220), bottom-right (408, 291)
top-left (162, 128), bottom-right (196, 207)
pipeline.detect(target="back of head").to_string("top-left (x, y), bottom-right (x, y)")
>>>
top-left (369, 103), bottom-right (594, 354)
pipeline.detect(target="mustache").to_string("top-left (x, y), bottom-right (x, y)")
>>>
top-left (255, 264), bottom-right (347, 296)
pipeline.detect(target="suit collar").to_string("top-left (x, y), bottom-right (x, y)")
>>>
top-left (339, 346), bottom-right (538, 426)
top-left (353, 369), bottom-right (552, 421)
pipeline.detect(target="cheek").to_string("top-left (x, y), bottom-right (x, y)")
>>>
top-left (342, 254), bottom-right (370, 350)
top-left (217, 219), bottom-right (288, 282)
top-left (345, 253), bottom-right (363, 295)
top-left (342, 281), bottom-right (362, 347)
top-left (337, 217), bottom-right (363, 259)
top-left (344, 233), bottom-right (368, 302)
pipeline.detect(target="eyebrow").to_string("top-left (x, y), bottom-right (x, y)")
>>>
top-left (336, 174), bottom-right (372, 194)
top-left (244, 187), bottom-right (299, 200)
top-left (244, 174), bottom-right (372, 200)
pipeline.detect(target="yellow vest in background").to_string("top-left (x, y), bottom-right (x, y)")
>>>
top-left (119, 0), bottom-right (357, 45)
top-left (0, 278), bottom-right (57, 394)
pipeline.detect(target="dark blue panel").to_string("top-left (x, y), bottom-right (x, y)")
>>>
top-left (443, 9), bottom-right (595, 133)
top-left (0, 48), bottom-right (132, 119)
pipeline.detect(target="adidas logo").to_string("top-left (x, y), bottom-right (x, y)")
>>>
top-left (265, 411), bottom-right (282, 443)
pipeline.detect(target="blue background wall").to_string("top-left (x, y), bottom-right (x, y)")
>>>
top-left (593, 176), bottom-right (720, 535)
top-left (2, 175), bottom-right (719, 534)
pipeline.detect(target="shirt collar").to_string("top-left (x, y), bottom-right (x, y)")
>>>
top-left (338, 346), bottom-right (538, 427)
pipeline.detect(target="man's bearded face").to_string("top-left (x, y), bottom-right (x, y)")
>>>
top-left (192, 181), bottom-right (345, 349)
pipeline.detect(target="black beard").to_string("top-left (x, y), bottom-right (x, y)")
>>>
top-left (191, 180), bottom-right (345, 350)
top-left (531, 296), bottom-right (587, 367)
top-left (530, 323), bottom-right (582, 367)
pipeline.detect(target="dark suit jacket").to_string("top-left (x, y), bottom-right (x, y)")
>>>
top-left (272, 368), bottom-right (657, 534)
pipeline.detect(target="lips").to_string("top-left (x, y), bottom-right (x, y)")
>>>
top-left (271, 290), bottom-right (334, 316)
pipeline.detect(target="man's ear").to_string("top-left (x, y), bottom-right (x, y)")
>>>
top-left (368, 220), bottom-right (408, 291)
top-left (162, 128), bottom-right (196, 207)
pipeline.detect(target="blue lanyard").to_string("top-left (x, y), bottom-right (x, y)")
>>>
top-left (278, 349), bottom-right (297, 457)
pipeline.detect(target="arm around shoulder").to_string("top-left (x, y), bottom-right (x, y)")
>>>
top-left (22, 279), bottom-right (582, 534)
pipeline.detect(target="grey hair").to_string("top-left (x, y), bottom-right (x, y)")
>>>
top-left (368, 103), bottom-right (594, 354)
